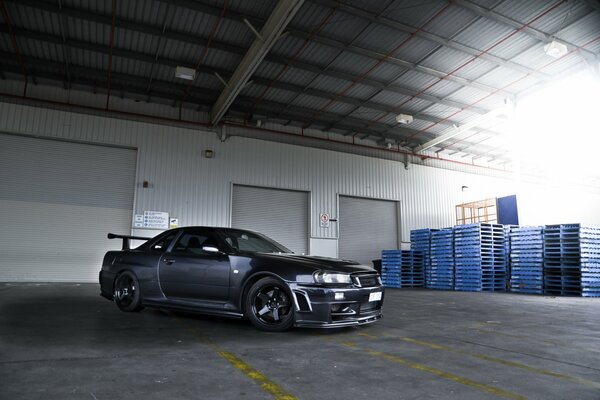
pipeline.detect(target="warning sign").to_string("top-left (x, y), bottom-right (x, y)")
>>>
top-left (319, 212), bottom-right (330, 228)
top-left (142, 211), bottom-right (169, 229)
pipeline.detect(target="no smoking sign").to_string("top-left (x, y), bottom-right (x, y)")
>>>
top-left (319, 212), bottom-right (330, 228)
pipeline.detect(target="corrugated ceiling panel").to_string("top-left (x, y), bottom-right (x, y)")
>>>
top-left (452, 17), bottom-right (513, 50)
top-left (452, 58), bottom-right (498, 81)
top-left (115, 29), bottom-right (159, 54)
top-left (64, 0), bottom-right (111, 15)
top-left (160, 39), bottom-right (201, 64)
top-left (16, 37), bottom-right (62, 63)
top-left (295, 41), bottom-right (345, 68)
top-left (370, 90), bottom-right (413, 107)
top-left (308, 74), bottom-right (352, 93)
top-left (353, 24), bottom-right (412, 55)
top-left (445, 86), bottom-right (495, 108)
top-left (419, 103), bottom-right (460, 118)
top-left (173, 6), bottom-right (220, 39)
top-left (315, 10), bottom-right (372, 44)
top-left (426, 4), bottom-right (479, 38)
top-left (558, 12), bottom-right (600, 47)
top-left (393, 69), bottom-right (437, 90)
top-left (475, 66), bottom-right (527, 88)
top-left (348, 107), bottom-right (384, 122)
top-left (423, 79), bottom-right (463, 99)
top-left (211, 18), bottom-right (253, 48)
top-left (229, 0), bottom-right (276, 19)
top-left (118, 0), bottom-right (168, 26)
top-left (400, 97), bottom-right (435, 114)
top-left (529, 2), bottom-right (589, 33)
top-left (345, 83), bottom-right (380, 100)
top-left (326, 102), bottom-right (358, 116)
top-left (279, 67), bottom-right (318, 87)
top-left (486, 33), bottom-right (539, 61)
top-left (391, 36), bottom-right (442, 64)
top-left (65, 15), bottom-right (109, 45)
top-left (419, 47), bottom-right (474, 74)
top-left (8, 3), bottom-right (60, 36)
top-left (383, 0), bottom-right (454, 28)
top-left (203, 48), bottom-right (243, 71)
top-left (291, 93), bottom-right (331, 111)
top-left (112, 57), bottom-right (152, 79)
top-left (69, 48), bottom-right (109, 70)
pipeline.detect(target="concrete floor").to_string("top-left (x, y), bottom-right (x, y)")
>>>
top-left (1, 283), bottom-right (599, 400)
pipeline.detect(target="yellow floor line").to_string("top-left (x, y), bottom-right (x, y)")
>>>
top-left (340, 341), bottom-right (527, 400)
top-left (400, 337), bottom-right (600, 389)
top-left (218, 351), bottom-right (298, 400)
top-left (183, 323), bottom-right (298, 400)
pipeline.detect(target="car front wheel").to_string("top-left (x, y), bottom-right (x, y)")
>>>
top-left (113, 271), bottom-right (144, 312)
top-left (246, 277), bottom-right (294, 332)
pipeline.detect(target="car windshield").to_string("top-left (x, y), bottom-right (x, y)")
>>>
top-left (217, 229), bottom-right (292, 254)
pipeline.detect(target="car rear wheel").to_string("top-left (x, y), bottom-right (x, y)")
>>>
top-left (113, 271), bottom-right (144, 312)
top-left (246, 277), bottom-right (294, 332)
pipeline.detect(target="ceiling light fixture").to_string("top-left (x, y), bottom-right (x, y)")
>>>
top-left (175, 66), bottom-right (196, 81)
top-left (544, 40), bottom-right (568, 58)
top-left (396, 114), bottom-right (413, 124)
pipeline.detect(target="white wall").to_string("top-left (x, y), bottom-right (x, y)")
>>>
top-left (1, 101), bottom-right (599, 257)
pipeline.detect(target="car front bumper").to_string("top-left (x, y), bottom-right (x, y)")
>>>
top-left (289, 284), bottom-right (384, 328)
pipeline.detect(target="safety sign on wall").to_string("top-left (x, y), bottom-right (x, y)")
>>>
top-left (319, 212), bottom-right (330, 228)
top-left (137, 211), bottom-right (169, 229)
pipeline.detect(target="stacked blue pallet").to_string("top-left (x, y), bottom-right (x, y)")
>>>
top-left (410, 229), bottom-right (439, 287)
top-left (544, 224), bottom-right (600, 297)
top-left (381, 250), bottom-right (424, 288)
top-left (503, 225), bottom-right (518, 289)
top-left (454, 223), bottom-right (506, 292)
top-left (411, 251), bottom-right (425, 288)
top-left (510, 227), bottom-right (544, 294)
top-left (429, 229), bottom-right (454, 289)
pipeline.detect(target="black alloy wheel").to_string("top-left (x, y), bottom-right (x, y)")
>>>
top-left (246, 277), bottom-right (294, 332)
top-left (113, 271), bottom-right (144, 312)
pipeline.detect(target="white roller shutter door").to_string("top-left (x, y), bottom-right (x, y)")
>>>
top-left (0, 134), bottom-right (136, 282)
top-left (231, 185), bottom-right (309, 254)
top-left (339, 196), bottom-right (399, 265)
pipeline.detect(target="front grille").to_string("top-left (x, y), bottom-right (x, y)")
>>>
top-left (352, 273), bottom-right (380, 288)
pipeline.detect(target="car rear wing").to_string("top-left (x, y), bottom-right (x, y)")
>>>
top-left (107, 233), bottom-right (152, 250)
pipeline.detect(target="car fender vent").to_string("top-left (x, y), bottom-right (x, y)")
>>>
top-left (293, 290), bottom-right (312, 312)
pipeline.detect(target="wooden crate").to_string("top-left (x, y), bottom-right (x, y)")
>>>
top-left (455, 198), bottom-right (497, 225)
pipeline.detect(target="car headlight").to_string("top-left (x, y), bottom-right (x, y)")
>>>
top-left (313, 271), bottom-right (352, 285)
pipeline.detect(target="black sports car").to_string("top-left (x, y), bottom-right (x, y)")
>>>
top-left (99, 227), bottom-right (384, 331)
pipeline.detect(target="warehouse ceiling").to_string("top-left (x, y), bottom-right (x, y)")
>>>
top-left (1, 0), bottom-right (599, 169)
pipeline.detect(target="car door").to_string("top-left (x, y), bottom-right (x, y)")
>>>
top-left (158, 229), bottom-right (231, 302)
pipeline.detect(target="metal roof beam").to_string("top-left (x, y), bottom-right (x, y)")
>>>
top-left (311, 0), bottom-right (552, 80)
top-left (210, 0), bottom-right (304, 125)
top-left (454, 0), bottom-right (598, 62)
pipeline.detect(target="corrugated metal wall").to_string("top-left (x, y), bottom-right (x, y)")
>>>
top-left (1, 100), bottom-right (599, 258)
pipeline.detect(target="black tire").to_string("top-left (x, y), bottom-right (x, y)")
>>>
top-left (113, 271), bottom-right (144, 312)
top-left (245, 277), bottom-right (295, 332)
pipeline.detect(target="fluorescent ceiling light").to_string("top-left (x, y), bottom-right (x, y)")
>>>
top-left (544, 40), bottom-right (568, 58)
top-left (175, 66), bottom-right (196, 81)
top-left (396, 114), bottom-right (413, 124)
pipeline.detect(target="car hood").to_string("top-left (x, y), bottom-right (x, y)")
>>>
top-left (247, 252), bottom-right (375, 274)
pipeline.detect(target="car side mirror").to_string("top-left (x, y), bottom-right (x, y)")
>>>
top-left (202, 245), bottom-right (220, 253)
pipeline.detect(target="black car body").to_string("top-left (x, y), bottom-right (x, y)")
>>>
top-left (100, 227), bottom-right (384, 331)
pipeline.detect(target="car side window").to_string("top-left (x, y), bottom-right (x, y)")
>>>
top-left (172, 232), bottom-right (220, 255)
top-left (150, 232), bottom-right (178, 252)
